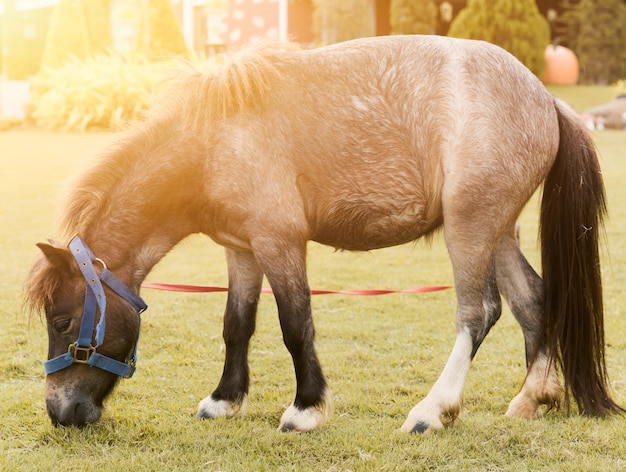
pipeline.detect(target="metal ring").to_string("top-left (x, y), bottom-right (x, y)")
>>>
top-left (94, 257), bottom-right (108, 270)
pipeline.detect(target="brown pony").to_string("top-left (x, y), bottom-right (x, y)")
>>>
top-left (25, 35), bottom-right (621, 433)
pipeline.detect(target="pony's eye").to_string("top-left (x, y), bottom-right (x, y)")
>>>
top-left (53, 319), bottom-right (71, 333)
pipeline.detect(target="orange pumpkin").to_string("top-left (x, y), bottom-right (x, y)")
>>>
top-left (543, 44), bottom-right (579, 85)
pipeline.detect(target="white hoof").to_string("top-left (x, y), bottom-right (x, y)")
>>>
top-left (400, 397), bottom-right (461, 434)
top-left (506, 352), bottom-right (562, 419)
top-left (196, 394), bottom-right (248, 419)
top-left (401, 406), bottom-right (444, 434)
top-left (278, 388), bottom-right (333, 432)
top-left (506, 391), bottom-right (542, 419)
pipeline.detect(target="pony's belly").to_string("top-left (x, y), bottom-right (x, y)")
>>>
top-left (310, 208), bottom-right (440, 251)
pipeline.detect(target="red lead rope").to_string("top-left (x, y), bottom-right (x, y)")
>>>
top-left (141, 282), bottom-right (453, 296)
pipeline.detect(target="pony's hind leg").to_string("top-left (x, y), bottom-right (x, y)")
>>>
top-left (196, 248), bottom-right (263, 419)
top-left (252, 238), bottom-right (332, 432)
top-left (401, 244), bottom-right (503, 434)
top-left (495, 225), bottom-right (562, 418)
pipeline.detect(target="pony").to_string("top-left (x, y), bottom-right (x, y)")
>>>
top-left (25, 35), bottom-right (621, 433)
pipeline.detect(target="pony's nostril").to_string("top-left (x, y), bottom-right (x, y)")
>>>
top-left (47, 407), bottom-right (61, 427)
top-left (66, 402), bottom-right (91, 426)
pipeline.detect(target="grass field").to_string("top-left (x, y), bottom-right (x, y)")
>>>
top-left (2, 86), bottom-right (626, 471)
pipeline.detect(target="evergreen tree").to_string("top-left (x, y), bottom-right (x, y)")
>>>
top-left (40, 0), bottom-right (111, 70)
top-left (447, 0), bottom-right (550, 77)
top-left (564, 0), bottom-right (626, 84)
top-left (1, 0), bottom-right (50, 79)
top-left (140, 0), bottom-right (189, 58)
top-left (40, 0), bottom-right (92, 69)
top-left (312, 0), bottom-right (375, 45)
top-left (84, 0), bottom-right (112, 55)
top-left (42, 0), bottom-right (188, 70)
top-left (390, 0), bottom-right (437, 35)
top-left (550, 0), bottom-right (580, 46)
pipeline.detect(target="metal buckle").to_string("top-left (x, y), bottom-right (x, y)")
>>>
top-left (123, 360), bottom-right (137, 379)
top-left (68, 343), bottom-right (96, 364)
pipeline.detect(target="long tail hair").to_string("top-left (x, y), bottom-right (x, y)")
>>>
top-left (540, 99), bottom-right (621, 415)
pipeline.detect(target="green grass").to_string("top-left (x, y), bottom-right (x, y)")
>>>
top-left (2, 88), bottom-right (626, 470)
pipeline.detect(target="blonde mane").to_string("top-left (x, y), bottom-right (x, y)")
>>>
top-left (154, 40), bottom-right (301, 129)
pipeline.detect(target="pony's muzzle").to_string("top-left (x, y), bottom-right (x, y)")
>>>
top-left (46, 397), bottom-right (102, 427)
top-left (45, 381), bottom-right (102, 426)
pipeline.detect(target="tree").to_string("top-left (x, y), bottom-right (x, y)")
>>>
top-left (41, 0), bottom-right (188, 70)
top-left (550, 0), bottom-right (578, 46)
top-left (0, 0), bottom-right (48, 79)
top-left (312, 0), bottom-right (375, 45)
top-left (140, 0), bottom-right (189, 58)
top-left (390, 0), bottom-right (437, 35)
top-left (40, 0), bottom-right (92, 70)
top-left (447, 0), bottom-right (550, 77)
top-left (84, 0), bottom-right (112, 54)
top-left (559, 0), bottom-right (626, 84)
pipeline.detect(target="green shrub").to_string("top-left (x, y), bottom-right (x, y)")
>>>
top-left (447, 0), bottom-right (550, 77)
top-left (390, 0), bottom-right (438, 35)
top-left (312, 0), bottom-right (375, 45)
top-left (30, 54), bottom-right (172, 131)
top-left (558, 0), bottom-right (626, 84)
top-left (141, 0), bottom-right (190, 58)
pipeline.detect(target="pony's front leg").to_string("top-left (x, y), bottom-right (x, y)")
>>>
top-left (196, 248), bottom-right (263, 419)
top-left (274, 285), bottom-right (333, 432)
top-left (255, 241), bottom-right (332, 432)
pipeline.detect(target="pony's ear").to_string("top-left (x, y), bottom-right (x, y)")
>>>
top-left (36, 242), bottom-right (75, 275)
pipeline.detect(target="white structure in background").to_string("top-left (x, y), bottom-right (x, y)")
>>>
top-left (0, 79), bottom-right (29, 119)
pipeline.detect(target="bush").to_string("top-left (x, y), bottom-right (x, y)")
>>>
top-left (30, 54), bottom-right (172, 131)
top-left (447, 0), bottom-right (550, 77)
top-left (141, 0), bottom-right (189, 58)
top-left (312, 0), bottom-right (375, 45)
top-left (390, 0), bottom-right (437, 35)
top-left (558, 0), bottom-right (626, 84)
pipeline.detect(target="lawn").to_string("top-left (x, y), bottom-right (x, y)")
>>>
top-left (1, 87), bottom-right (626, 471)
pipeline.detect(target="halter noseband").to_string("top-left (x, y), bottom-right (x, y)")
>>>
top-left (43, 236), bottom-right (148, 379)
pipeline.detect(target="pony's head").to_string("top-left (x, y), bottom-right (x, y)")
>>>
top-left (26, 239), bottom-right (144, 426)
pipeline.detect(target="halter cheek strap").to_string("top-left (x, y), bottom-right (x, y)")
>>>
top-left (43, 236), bottom-right (148, 379)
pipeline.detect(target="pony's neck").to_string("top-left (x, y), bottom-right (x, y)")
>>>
top-left (71, 122), bottom-right (207, 288)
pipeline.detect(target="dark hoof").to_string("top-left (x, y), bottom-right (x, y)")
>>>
top-left (410, 421), bottom-right (429, 434)
top-left (280, 423), bottom-right (296, 432)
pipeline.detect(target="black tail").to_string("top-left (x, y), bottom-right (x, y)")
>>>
top-left (540, 100), bottom-right (621, 415)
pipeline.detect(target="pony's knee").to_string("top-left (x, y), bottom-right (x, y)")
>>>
top-left (278, 387), bottom-right (333, 433)
top-left (196, 393), bottom-right (249, 419)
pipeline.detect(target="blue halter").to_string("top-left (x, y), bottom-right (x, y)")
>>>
top-left (43, 236), bottom-right (148, 379)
